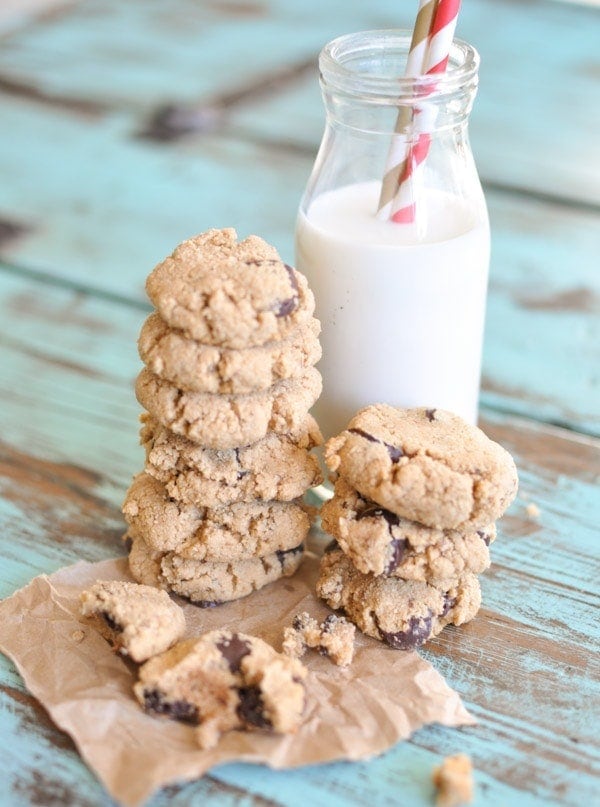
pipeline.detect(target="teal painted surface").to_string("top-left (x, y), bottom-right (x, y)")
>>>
top-left (0, 0), bottom-right (599, 805)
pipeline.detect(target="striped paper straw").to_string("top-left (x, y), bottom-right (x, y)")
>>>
top-left (378, 0), bottom-right (462, 224)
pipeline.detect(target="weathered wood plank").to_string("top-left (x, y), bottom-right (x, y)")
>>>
top-left (0, 270), bottom-right (598, 805)
top-left (1, 0), bottom-right (597, 203)
top-left (0, 96), bottom-right (598, 436)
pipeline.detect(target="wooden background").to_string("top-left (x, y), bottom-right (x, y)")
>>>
top-left (0, 1), bottom-right (598, 805)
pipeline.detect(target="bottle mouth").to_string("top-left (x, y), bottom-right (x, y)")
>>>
top-left (319, 29), bottom-right (479, 103)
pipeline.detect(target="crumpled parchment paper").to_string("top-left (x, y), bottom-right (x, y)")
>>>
top-left (0, 550), bottom-right (475, 806)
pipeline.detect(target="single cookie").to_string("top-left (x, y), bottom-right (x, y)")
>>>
top-left (325, 405), bottom-right (518, 530)
top-left (316, 545), bottom-right (481, 650)
top-left (432, 754), bottom-right (474, 807)
top-left (79, 580), bottom-right (185, 663)
top-left (146, 229), bottom-right (315, 349)
top-left (128, 534), bottom-right (305, 606)
top-left (136, 366), bottom-right (322, 450)
top-left (122, 472), bottom-right (310, 559)
top-left (134, 629), bottom-right (307, 749)
top-left (283, 612), bottom-right (355, 667)
top-left (320, 478), bottom-right (494, 584)
top-left (141, 414), bottom-right (323, 505)
top-left (138, 312), bottom-right (322, 394)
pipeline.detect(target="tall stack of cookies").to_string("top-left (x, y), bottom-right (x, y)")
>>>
top-left (123, 228), bottom-right (323, 606)
top-left (317, 405), bottom-right (518, 649)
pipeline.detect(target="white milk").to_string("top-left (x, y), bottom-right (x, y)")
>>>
top-left (295, 180), bottom-right (490, 439)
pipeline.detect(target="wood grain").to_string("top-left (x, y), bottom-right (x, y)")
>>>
top-left (0, 1), bottom-right (598, 805)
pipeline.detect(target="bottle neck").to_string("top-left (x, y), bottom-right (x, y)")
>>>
top-left (319, 30), bottom-right (479, 134)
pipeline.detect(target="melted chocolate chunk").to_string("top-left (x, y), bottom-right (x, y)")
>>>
top-left (237, 685), bottom-right (271, 728)
top-left (373, 612), bottom-right (433, 650)
top-left (234, 448), bottom-right (250, 480)
top-left (425, 408), bottom-right (437, 422)
top-left (477, 530), bottom-right (491, 546)
top-left (216, 634), bottom-right (251, 673)
top-left (101, 611), bottom-right (122, 633)
top-left (143, 689), bottom-right (199, 724)
top-left (276, 544), bottom-right (304, 567)
top-left (324, 539), bottom-right (339, 554)
top-left (275, 264), bottom-right (299, 318)
top-left (321, 614), bottom-right (336, 633)
top-left (440, 594), bottom-right (457, 618)
top-left (348, 428), bottom-right (403, 463)
top-left (385, 538), bottom-right (408, 574)
top-left (356, 504), bottom-right (400, 528)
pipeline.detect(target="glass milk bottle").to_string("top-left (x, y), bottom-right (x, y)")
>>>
top-left (295, 31), bottom-right (489, 440)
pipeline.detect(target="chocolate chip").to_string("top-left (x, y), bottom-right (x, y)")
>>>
top-left (348, 428), bottom-right (403, 463)
top-left (477, 530), bottom-right (491, 546)
top-left (292, 613), bottom-right (310, 631)
top-left (386, 445), bottom-right (404, 462)
top-left (276, 544), bottom-right (304, 567)
top-left (321, 614), bottom-right (336, 633)
top-left (385, 538), bottom-right (408, 574)
top-left (373, 612), bottom-right (433, 650)
top-left (356, 504), bottom-right (400, 528)
top-left (143, 689), bottom-right (199, 724)
top-left (425, 409), bottom-right (437, 422)
top-left (323, 539), bottom-right (339, 554)
top-left (237, 685), bottom-right (271, 728)
top-left (216, 633), bottom-right (251, 673)
top-left (234, 447), bottom-right (250, 480)
top-left (101, 611), bottom-right (122, 633)
top-left (440, 594), bottom-right (456, 617)
top-left (275, 264), bottom-right (299, 317)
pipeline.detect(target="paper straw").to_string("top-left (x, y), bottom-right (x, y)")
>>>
top-left (377, 0), bottom-right (462, 224)
top-left (377, 0), bottom-right (438, 220)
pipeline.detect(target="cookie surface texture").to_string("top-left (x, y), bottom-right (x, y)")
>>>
top-left (316, 545), bottom-right (481, 650)
top-left (320, 478), bottom-right (494, 583)
top-left (134, 629), bottom-right (307, 749)
top-left (138, 312), bottom-right (321, 394)
top-left (79, 580), bottom-right (185, 662)
top-left (141, 414), bottom-right (323, 505)
top-left (136, 366), bottom-right (322, 449)
top-left (325, 405), bottom-right (518, 529)
top-left (146, 228), bottom-right (315, 348)
top-left (128, 534), bottom-right (304, 606)
top-left (122, 472), bottom-right (310, 559)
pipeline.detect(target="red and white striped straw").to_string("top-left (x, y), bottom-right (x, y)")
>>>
top-left (377, 0), bottom-right (462, 224)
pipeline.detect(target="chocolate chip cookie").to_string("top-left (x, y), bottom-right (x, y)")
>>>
top-left (316, 545), bottom-right (481, 650)
top-left (122, 472), bottom-right (310, 559)
top-left (128, 534), bottom-right (305, 605)
top-left (138, 312), bottom-right (321, 394)
top-left (325, 405), bottom-right (518, 530)
top-left (145, 228), bottom-right (315, 349)
top-left (134, 629), bottom-right (307, 749)
top-left (141, 414), bottom-right (323, 505)
top-left (136, 365), bottom-right (322, 449)
top-left (321, 478), bottom-right (494, 584)
top-left (80, 580), bottom-right (185, 663)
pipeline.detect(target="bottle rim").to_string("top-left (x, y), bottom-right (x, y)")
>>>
top-left (319, 29), bottom-right (479, 103)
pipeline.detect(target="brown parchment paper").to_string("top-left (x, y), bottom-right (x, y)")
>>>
top-left (0, 550), bottom-right (475, 806)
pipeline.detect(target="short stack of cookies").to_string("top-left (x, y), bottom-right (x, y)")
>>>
top-left (123, 228), bottom-right (323, 605)
top-left (317, 405), bottom-right (518, 650)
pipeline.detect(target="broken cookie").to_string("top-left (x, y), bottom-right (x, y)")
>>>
top-left (79, 580), bottom-right (186, 663)
top-left (134, 629), bottom-right (307, 748)
top-left (283, 611), bottom-right (355, 667)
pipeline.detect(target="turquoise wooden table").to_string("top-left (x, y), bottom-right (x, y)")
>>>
top-left (0, 1), bottom-right (598, 804)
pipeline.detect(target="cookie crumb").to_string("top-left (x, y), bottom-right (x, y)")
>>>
top-left (432, 754), bottom-right (474, 807)
top-left (526, 502), bottom-right (541, 518)
top-left (283, 611), bottom-right (355, 666)
top-left (71, 629), bottom-right (85, 643)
